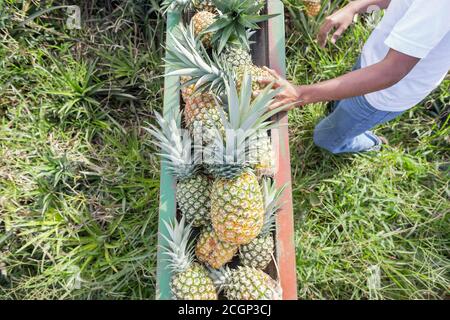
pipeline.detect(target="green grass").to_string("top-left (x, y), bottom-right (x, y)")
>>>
top-left (1, 1), bottom-right (449, 300)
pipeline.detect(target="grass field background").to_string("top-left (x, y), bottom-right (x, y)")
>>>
top-left (0, 1), bottom-right (448, 299)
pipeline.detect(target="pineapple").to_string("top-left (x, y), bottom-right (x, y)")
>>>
top-left (192, 10), bottom-right (216, 48)
top-left (184, 93), bottom-right (224, 144)
top-left (166, 23), bottom-right (276, 98)
top-left (204, 74), bottom-right (284, 245)
top-left (193, 0), bottom-right (216, 13)
top-left (248, 130), bottom-right (275, 177)
top-left (304, 0), bottom-right (321, 17)
top-left (166, 25), bottom-right (278, 177)
top-left (221, 44), bottom-right (253, 69)
top-left (145, 111), bottom-right (211, 227)
top-left (160, 0), bottom-right (216, 14)
top-left (162, 216), bottom-right (218, 300)
top-left (161, 0), bottom-right (192, 13)
top-left (210, 266), bottom-right (282, 300)
top-left (196, 225), bottom-right (238, 269)
top-left (180, 76), bottom-right (225, 145)
top-left (172, 28), bottom-right (226, 145)
top-left (235, 64), bottom-right (275, 95)
top-left (204, 0), bottom-right (274, 53)
top-left (240, 179), bottom-right (285, 270)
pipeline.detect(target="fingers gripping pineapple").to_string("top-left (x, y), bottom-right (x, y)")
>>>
top-left (240, 179), bottom-right (285, 270)
top-left (162, 216), bottom-right (218, 300)
top-left (196, 225), bottom-right (239, 269)
top-left (204, 74), bottom-right (284, 245)
top-left (146, 111), bottom-right (211, 227)
top-left (210, 266), bottom-right (282, 300)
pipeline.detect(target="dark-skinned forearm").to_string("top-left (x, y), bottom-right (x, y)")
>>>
top-left (300, 53), bottom-right (417, 104)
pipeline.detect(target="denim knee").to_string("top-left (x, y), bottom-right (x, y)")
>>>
top-left (313, 123), bottom-right (340, 154)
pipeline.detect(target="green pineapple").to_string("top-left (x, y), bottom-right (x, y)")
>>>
top-left (162, 216), bottom-right (218, 300)
top-left (239, 179), bottom-right (285, 270)
top-left (204, 74), bottom-right (284, 245)
top-left (210, 266), bottom-right (282, 300)
top-left (146, 111), bottom-right (211, 227)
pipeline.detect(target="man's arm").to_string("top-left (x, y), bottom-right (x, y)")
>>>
top-left (297, 49), bottom-right (419, 104)
top-left (318, 0), bottom-right (391, 47)
top-left (260, 49), bottom-right (419, 109)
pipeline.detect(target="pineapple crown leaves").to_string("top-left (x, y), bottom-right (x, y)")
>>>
top-left (165, 23), bottom-right (227, 96)
top-left (261, 178), bottom-right (287, 235)
top-left (160, 0), bottom-right (192, 14)
top-left (145, 110), bottom-right (200, 181)
top-left (204, 73), bottom-right (284, 177)
top-left (207, 265), bottom-right (233, 291)
top-left (204, 0), bottom-right (279, 53)
top-left (161, 216), bottom-right (195, 274)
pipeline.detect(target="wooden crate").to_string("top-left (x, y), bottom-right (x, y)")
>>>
top-left (156, 0), bottom-right (297, 300)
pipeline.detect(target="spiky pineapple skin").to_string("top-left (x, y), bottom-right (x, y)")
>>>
top-left (211, 171), bottom-right (264, 245)
top-left (249, 131), bottom-right (275, 177)
top-left (223, 266), bottom-right (281, 300)
top-left (176, 175), bottom-right (211, 227)
top-left (304, 0), bottom-right (321, 17)
top-left (240, 234), bottom-right (274, 270)
top-left (196, 226), bottom-right (238, 269)
top-left (180, 77), bottom-right (225, 144)
top-left (171, 263), bottom-right (218, 300)
top-left (222, 45), bottom-right (253, 69)
top-left (235, 65), bottom-right (275, 93)
top-left (192, 11), bottom-right (215, 48)
top-left (185, 94), bottom-right (225, 145)
top-left (193, 0), bottom-right (216, 13)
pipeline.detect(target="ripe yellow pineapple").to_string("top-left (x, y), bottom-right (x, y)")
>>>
top-left (210, 266), bottom-right (282, 300)
top-left (162, 216), bottom-right (218, 300)
top-left (235, 64), bottom-right (276, 94)
top-left (179, 77), bottom-right (225, 145)
top-left (205, 75), bottom-right (284, 245)
top-left (192, 11), bottom-right (215, 48)
top-left (249, 130), bottom-right (275, 177)
top-left (193, 0), bottom-right (216, 13)
top-left (211, 171), bottom-right (265, 244)
top-left (304, 0), bottom-right (321, 17)
top-left (196, 225), bottom-right (238, 269)
top-left (239, 179), bottom-right (285, 270)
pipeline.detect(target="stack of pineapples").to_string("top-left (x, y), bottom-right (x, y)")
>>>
top-left (149, 0), bottom-right (287, 300)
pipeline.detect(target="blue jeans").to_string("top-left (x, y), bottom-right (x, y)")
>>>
top-left (313, 60), bottom-right (403, 154)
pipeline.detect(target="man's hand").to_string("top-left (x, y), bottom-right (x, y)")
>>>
top-left (257, 67), bottom-right (305, 111)
top-left (317, 5), bottom-right (356, 47)
top-left (317, 0), bottom-right (391, 47)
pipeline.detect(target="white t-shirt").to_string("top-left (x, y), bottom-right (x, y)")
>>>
top-left (361, 0), bottom-right (450, 112)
